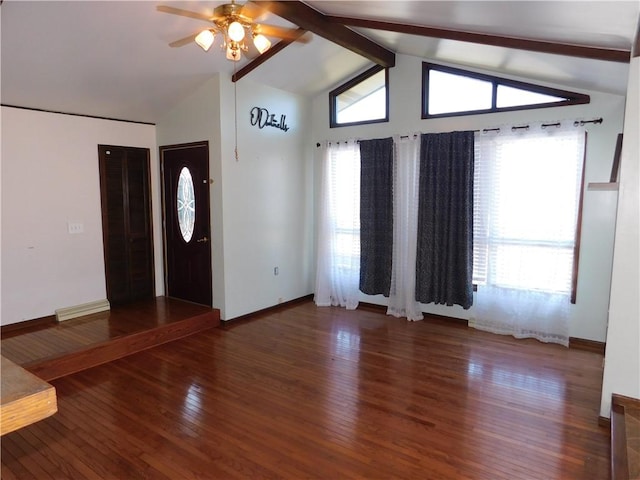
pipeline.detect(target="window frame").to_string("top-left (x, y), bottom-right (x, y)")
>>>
top-left (329, 65), bottom-right (390, 128)
top-left (421, 62), bottom-right (590, 119)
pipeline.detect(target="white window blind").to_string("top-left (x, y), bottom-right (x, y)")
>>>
top-left (314, 141), bottom-right (361, 309)
top-left (473, 125), bottom-right (585, 294)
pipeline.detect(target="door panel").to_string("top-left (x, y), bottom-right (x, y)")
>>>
top-left (99, 145), bottom-right (155, 305)
top-left (161, 142), bottom-right (212, 306)
top-left (126, 150), bottom-right (154, 299)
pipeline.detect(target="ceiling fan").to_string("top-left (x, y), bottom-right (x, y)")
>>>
top-left (157, 0), bottom-right (309, 62)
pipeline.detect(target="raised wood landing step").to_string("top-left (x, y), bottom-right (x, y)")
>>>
top-left (0, 356), bottom-right (57, 436)
top-left (1, 297), bottom-right (220, 382)
top-left (612, 393), bottom-right (640, 480)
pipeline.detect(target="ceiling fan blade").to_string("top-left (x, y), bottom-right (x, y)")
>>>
top-left (157, 5), bottom-right (212, 22)
top-left (168, 32), bottom-right (200, 48)
top-left (256, 24), bottom-right (311, 43)
top-left (241, 1), bottom-right (268, 21)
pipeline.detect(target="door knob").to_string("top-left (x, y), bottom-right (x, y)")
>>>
top-left (196, 236), bottom-right (209, 243)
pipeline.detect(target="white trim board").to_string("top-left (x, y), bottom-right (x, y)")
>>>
top-left (55, 299), bottom-right (110, 322)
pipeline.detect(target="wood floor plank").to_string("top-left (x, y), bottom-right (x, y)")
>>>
top-left (54, 399), bottom-right (172, 479)
top-left (0, 447), bottom-right (28, 480)
top-left (1, 302), bottom-right (609, 479)
top-left (1, 297), bottom-right (220, 368)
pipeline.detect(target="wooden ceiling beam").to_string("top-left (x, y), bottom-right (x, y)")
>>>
top-left (252, 1), bottom-right (396, 67)
top-left (327, 16), bottom-right (631, 63)
top-left (232, 29), bottom-right (308, 82)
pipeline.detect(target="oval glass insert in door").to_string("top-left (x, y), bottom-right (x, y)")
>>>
top-left (177, 167), bottom-right (195, 242)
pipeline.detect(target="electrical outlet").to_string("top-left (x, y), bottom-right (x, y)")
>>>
top-left (274, 266), bottom-right (279, 276)
top-left (68, 222), bottom-right (84, 234)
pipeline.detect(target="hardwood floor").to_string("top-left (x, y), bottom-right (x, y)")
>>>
top-left (1, 302), bottom-right (609, 479)
top-left (1, 297), bottom-right (219, 381)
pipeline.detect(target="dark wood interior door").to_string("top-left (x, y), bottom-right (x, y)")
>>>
top-left (99, 145), bottom-right (155, 305)
top-left (161, 142), bottom-right (212, 306)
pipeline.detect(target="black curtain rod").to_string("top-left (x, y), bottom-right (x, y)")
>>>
top-left (315, 118), bottom-right (603, 146)
top-left (574, 117), bottom-right (603, 126)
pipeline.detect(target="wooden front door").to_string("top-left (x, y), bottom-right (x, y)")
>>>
top-left (99, 145), bottom-right (155, 305)
top-left (160, 142), bottom-right (212, 306)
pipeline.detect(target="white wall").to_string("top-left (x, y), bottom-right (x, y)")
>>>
top-left (311, 53), bottom-right (626, 342)
top-left (219, 77), bottom-right (314, 320)
top-left (0, 107), bottom-right (159, 325)
top-left (2, 73), bottom-right (314, 325)
top-left (157, 74), bottom-right (314, 320)
top-left (600, 56), bottom-right (640, 417)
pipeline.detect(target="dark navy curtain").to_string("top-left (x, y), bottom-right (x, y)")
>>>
top-left (359, 137), bottom-right (394, 296)
top-left (416, 131), bottom-right (474, 309)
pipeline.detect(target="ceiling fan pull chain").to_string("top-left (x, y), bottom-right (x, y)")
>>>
top-left (234, 62), bottom-right (239, 162)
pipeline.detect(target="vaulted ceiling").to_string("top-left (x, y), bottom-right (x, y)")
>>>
top-left (1, 1), bottom-right (638, 124)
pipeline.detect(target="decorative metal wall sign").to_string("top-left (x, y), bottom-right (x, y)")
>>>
top-left (250, 107), bottom-right (290, 132)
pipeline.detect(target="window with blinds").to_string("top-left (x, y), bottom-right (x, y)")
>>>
top-left (326, 143), bottom-right (361, 272)
top-left (472, 126), bottom-right (585, 295)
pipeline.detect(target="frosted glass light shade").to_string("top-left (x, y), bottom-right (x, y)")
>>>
top-left (195, 30), bottom-right (215, 51)
top-left (227, 21), bottom-right (245, 42)
top-left (253, 34), bottom-right (271, 54)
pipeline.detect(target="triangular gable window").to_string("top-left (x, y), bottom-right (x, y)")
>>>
top-left (422, 63), bottom-right (589, 119)
top-left (330, 65), bottom-right (389, 128)
top-left (496, 85), bottom-right (568, 108)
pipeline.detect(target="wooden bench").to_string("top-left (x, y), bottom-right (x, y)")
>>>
top-left (612, 393), bottom-right (640, 480)
top-left (1, 355), bottom-right (57, 436)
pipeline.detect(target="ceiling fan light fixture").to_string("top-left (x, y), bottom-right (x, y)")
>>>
top-left (159, 2), bottom-right (309, 63)
top-left (253, 33), bottom-right (271, 54)
top-left (195, 29), bottom-right (215, 51)
top-left (226, 43), bottom-right (242, 62)
top-left (227, 21), bottom-right (245, 42)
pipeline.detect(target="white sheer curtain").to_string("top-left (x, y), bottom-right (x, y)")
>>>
top-left (387, 135), bottom-right (423, 321)
top-left (471, 123), bottom-right (586, 346)
top-left (314, 141), bottom-right (361, 309)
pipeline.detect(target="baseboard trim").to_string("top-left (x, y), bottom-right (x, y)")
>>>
top-left (1, 315), bottom-right (57, 337)
top-left (221, 294), bottom-right (314, 327)
top-left (358, 302), bottom-right (606, 351)
top-left (569, 337), bottom-right (606, 354)
top-left (55, 299), bottom-right (110, 322)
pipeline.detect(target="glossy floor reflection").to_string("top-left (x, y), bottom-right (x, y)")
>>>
top-left (1, 301), bottom-right (609, 479)
top-left (1, 297), bottom-right (217, 366)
